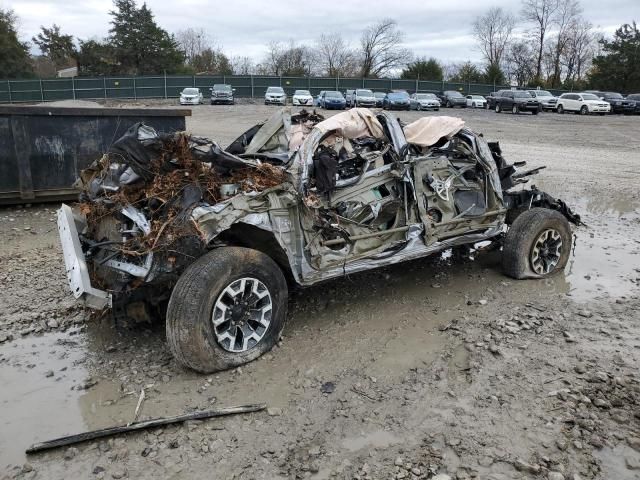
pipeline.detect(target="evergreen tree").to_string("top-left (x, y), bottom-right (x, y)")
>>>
top-left (450, 62), bottom-right (484, 83)
top-left (77, 40), bottom-right (117, 76)
top-left (589, 22), bottom-right (640, 92)
top-left (109, 0), bottom-right (184, 74)
top-left (0, 9), bottom-right (33, 78)
top-left (484, 63), bottom-right (506, 85)
top-left (32, 24), bottom-right (76, 70)
top-left (401, 57), bottom-right (443, 80)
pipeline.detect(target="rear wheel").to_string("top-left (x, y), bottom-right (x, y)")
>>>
top-left (512, 104), bottom-right (519, 114)
top-left (447, 100), bottom-right (452, 108)
top-left (502, 208), bottom-right (572, 279)
top-left (166, 247), bottom-right (288, 373)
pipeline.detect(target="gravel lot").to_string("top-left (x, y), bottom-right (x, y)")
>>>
top-left (1, 104), bottom-right (639, 480)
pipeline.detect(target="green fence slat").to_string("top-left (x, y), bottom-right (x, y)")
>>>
top-left (0, 73), bottom-right (576, 103)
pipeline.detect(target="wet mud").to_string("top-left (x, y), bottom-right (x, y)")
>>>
top-left (1, 105), bottom-right (638, 479)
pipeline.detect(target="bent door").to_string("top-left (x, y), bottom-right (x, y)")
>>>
top-left (300, 140), bottom-right (407, 272)
top-left (411, 132), bottom-right (503, 245)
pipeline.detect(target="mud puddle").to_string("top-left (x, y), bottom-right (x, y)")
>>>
top-left (0, 331), bottom-right (94, 468)
top-left (594, 444), bottom-right (640, 480)
top-left (556, 192), bottom-right (639, 302)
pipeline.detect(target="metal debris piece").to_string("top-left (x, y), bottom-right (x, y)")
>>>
top-left (26, 403), bottom-right (267, 454)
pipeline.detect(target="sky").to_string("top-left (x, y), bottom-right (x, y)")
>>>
top-left (3, 0), bottom-right (637, 65)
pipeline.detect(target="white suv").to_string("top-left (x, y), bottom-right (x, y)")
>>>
top-left (556, 93), bottom-right (610, 115)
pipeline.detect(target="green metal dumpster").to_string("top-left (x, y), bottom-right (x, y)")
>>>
top-left (0, 105), bottom-right (191, 204)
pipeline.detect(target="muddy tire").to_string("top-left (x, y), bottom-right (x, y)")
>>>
top-left (502, 208), bottom-right (572, 280)
top-left (166, 247), bottom-right (288, 373)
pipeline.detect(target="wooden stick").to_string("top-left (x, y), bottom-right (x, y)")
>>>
top-left (26, 403), bottom-right (266, 454)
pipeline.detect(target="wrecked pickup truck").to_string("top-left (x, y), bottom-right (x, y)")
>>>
top-left (58, 107), bottom-right (580, 373)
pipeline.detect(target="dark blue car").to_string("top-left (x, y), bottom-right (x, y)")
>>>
top-left (321, 91), bottom-right (347, 110)
top-left (383, 91), bottom-right (411, 110)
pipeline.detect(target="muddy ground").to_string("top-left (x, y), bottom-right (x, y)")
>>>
top-left (1, 105), bottom-right (639, 480)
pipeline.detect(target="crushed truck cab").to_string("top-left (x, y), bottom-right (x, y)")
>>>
top-left (58, 107), bottom-right (580, 372)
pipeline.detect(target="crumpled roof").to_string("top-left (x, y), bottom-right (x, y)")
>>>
top-left (315, 108), bottom-right (384, 139)
top-left (404, 116), bottom-right (465, 147)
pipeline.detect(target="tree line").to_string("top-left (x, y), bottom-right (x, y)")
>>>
top-left (0, 0), bottom-right (638, 92)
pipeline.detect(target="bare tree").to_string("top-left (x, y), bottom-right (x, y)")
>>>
top-left (441, 62), bottom-right (460, 81)
top-left (359, 19), bottom-right (412, 77)
top-left (315, 33), bottom-right (357, 77)
top-left (472, 7), bottom-right (515, 69)
top-left (521, 0), bottom-right (560, 81)
top-left (506, 40), bottom-right (537, 86)
top-left (561, 18), bottom-right (596, 84)
top-left (263, 40), bottom-right (314, 76)
top-left (548, 0), bottom-right (582, 87)
top-left (176, 28), bottom-right (209, 64)
top-left (230, 55), bottom-right (254, 75)
top-left (265, 40), bottom-right (284, 75)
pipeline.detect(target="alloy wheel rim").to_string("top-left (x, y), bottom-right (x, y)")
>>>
top-left (212, 277), bottom-right (273, 353)
top-left (530, 229), bottom-right (563, 275)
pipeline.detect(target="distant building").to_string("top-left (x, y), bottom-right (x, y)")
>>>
top-left (57, 66), bottom-right (78, 78)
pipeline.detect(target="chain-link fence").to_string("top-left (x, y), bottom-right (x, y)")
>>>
top-left (0, 74), bottom-right (570, 103)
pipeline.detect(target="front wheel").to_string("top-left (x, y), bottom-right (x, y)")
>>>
top-left (166, 247), bottom-right (288, 373)
top-left (495, 103), bottom-right (501, 113)
top-left (502, 208), bottom-right (572, 279)
top-left (512, 104), bottom-right (519, 114)
top-left (580, 105), bottom-right (588, 115)
top-left (557, 104), bottom-right (564, 114)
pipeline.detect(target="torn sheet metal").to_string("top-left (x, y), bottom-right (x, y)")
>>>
top-left (315, 108), bottom-right (385, 139)
top-left (404, 116), bottom-right (465, 147)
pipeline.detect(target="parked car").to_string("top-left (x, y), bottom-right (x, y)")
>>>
top-left (485, 92), bottom-right (499, 110)
top-left (58, 108), bottom-right (580, 373)
top-left (179, 88), bottom-right (203, 105)
top-left (292, 89), bottom-right (314, 106)
top-left (556, 93), bottom-right (610, 115)
top-left (410, 93), bottom-right (440, 111)
top-left (625, 93), bottom-right (640, 114)
top-left (265, 86), bottom-right (287, 105)
top-left (353, 89), bottom-right (376, 107)
top-left (320, 91), bottom-right (346, 110)
top-left (345, 89), bottom-right (355, 107)
top-left (315, 91), bottom-right (326, 107)
top-left (382, 91), bottom-right (411, 110)
top-left (527, 90), bottom-right (557, 111)
top-left (599, 92), bottom-right (636, 114)
top-left (374, 92), bottom-right (386, 107)
top-left (494, 90), bottom-right (541, 114)
top-left (210, 84), bottom-right (234, 105)
top-left (437, 91), bottom-right (467, 108)
top-left (466, 95), bottom-right (487, 108)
